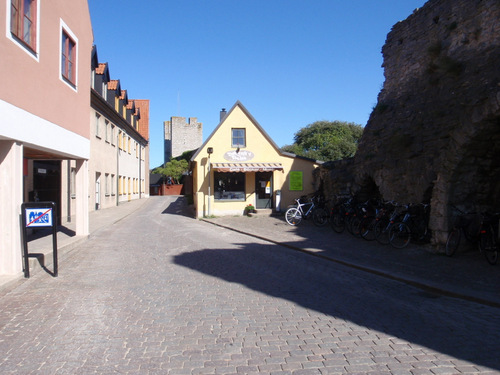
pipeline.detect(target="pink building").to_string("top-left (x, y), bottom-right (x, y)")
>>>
top-left (0, 0), bottom-right (93, 277)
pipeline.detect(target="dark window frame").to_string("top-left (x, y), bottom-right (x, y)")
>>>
top-left (214, 172), bottom-right (246, 201)
top-left (231, 128), bottom-right (246, 148)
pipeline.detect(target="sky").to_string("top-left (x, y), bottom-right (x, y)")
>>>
top-left (88, 0), bottom-right (427, 168)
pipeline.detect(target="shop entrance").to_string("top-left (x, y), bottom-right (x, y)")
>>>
top-left (255, 172), bottom-right (273, 209)
top-left (32, 160), bottom-right (61, 225)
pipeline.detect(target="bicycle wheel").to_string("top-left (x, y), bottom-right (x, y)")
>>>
top-left (479, 224), bottom-right (498, 265)
top-left (389, 222), bottom-right (411, 248)
top-left (375, 219), bottom-right (391, 245)
top-left (360, 217), bottom-right (377, 241)
top-left (312, 207), bottom-right (329, 227)
top-left (330, 211), bottom-right (345, 233)
top-left (285, 207), bottom-right (302, 226)
top-left (350, 216), bottom-right (362, 237)
top-left (445, 227), bottom-right (461, 257)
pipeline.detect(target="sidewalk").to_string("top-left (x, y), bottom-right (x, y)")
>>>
top-left (202, 211), bottom-right (500, 308)
top-left (0, 198), bottom-right (149, 292)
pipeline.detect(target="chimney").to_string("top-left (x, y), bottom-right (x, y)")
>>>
top-left (220, 108), bottom-right (227, 122)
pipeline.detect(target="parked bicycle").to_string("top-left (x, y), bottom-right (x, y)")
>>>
top-left (388, 203), bottom-right (430, 249)
top-left (329, 195), bottom-right (355, 234)
top-left (446, 206), bottom-right (499, 265)
top-left (285, 195), bottom-right (329, 226)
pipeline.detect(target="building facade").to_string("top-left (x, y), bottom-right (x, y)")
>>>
top-left (89, 47), bottom-right (149, 211)
top-left (0, 0), bottom-right (93, 276)
top-left (191, 101), bottom-right (320, 218)
top-left (164, 116), bottom-right (202, 163)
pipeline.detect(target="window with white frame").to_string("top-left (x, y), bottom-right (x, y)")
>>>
top-left (104, 120), bottom-right (108, 142)
top-left (105, 173), bottom-right (110, 196)
top-left (60, 20), bottom-right (78, 89)
top-left (9, 0), bottom-right (38, 54)
top-left (95, 113), bottom-right (100, 138)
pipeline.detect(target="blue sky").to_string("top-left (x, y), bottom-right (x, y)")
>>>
top-left (88, 0), bottom-right (427, 168)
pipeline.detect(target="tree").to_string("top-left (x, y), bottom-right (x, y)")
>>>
top-left (155, 159), bottom-right (189, 184)
top-left (281, 120), bottom-right (363, 161)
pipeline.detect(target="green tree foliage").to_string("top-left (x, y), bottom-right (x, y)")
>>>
top-left (281, 120), bottom-right (364, 161)
top-left (155, 159), bottom-right (189, 183)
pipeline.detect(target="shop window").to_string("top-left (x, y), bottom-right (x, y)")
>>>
top-left (232, 128), bottom-right (246, 148)
top-left (214, 172), bottom-right (245, 201)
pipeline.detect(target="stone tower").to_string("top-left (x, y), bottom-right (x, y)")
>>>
top-left (164, 116), bottom-right (203, 163)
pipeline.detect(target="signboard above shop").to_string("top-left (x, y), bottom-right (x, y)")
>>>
top-left (223, 150), bottom-right (254, 162)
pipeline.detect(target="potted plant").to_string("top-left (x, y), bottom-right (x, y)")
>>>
top-left (244, 204), bottom-right (256, 216)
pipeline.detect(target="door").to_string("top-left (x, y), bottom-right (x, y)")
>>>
top-left (95, 172), bottom-right (101, 210)
top-left (255, 172), bottom-right (273, 209)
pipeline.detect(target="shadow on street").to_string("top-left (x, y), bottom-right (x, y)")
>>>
top-left (174, 239), bottom-right (500, 371)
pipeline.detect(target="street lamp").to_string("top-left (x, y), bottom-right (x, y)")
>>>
top-left (207, 147), bottom-right (213, 216)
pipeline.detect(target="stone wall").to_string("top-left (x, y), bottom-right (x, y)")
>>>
top-left (164, 117), bottom-right (203, 163)
top-left (319, 0), bottom-right (500, 247)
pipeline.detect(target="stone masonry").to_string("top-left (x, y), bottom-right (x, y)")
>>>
top-left (164, 116), bottom-right (203, 163)
top-left (318, 0), bottom-right (500, 247)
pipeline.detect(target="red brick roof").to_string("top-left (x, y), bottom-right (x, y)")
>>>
top-left (108, 80), bottom-right (119, 90)
top-left (95, 63), bottom-right (107, 74)
top-left (133, 99), bottom-right (150, 141)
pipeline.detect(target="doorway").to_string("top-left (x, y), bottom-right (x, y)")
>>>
top-left (255, 172), bottom-right (273, 209)
top-left (32, 160), bottom-right (61, 225)
top-left (95, 172), bottom-right (101, 210)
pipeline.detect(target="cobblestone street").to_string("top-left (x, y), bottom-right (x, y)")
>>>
top-left (0, 196), bottom-right (499, 374)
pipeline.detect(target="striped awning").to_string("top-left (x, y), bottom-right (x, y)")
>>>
top-left (211, 162), bottom-right (283, 172)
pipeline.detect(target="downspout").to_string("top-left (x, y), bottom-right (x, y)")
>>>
top-left (116, 132), bottom-right (120, 206)
top-left (67, 160), bottom-right (71, 222)
top-left (139, 144), bottom-right (142, 199)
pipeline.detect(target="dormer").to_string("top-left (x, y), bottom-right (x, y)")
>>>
top-left (126, 99), bottom-right (136, 126)
top-left (107, 79), bottom-right (121, 110)
top-left (119, 90), bottom-right (128, 119)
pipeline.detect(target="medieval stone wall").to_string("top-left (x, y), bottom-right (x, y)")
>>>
top-left (164, 117), bottom-right (203, 163)
top-left (319, 0), bottom-right (500, 246)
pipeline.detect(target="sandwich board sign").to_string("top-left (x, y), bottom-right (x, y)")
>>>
top-left (21, 202), bottom-right (58, 278)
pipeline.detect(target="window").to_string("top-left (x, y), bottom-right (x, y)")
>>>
top-left (111, 125), bottom-right (115, 146)
top-left (61, 27), bottom-right (77, 86)
top-left (105, 173), bottom-right (110, 196)
top-left (214, 172), bottom-right (245, 201)
top-left (10, 0), bottom-right (37, 51)
top-left (232, 128), bottom-right (246, 147)
top-left (111, 174), bottom-right (115, 195)
top-left (105, 120), bottom-right (110, 142)
top-left (95, 113), bottom-right (100, 138)
top-left (102, 81), bottom-right (107, 100)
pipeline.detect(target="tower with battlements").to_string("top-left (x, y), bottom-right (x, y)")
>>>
top-left (164, 116), bottom-right (202, 163)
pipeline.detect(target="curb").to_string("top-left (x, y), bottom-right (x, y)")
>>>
top-left (201, 219), bottom-right (500, 309)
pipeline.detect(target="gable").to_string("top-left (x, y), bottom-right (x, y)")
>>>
top-left (192, 101), bottom-right (282, 164)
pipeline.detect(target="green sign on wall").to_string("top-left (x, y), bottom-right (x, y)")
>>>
top-left (289, 171), bottom-right (303, 191)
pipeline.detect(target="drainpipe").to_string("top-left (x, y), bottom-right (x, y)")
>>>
top-left (67, 160), bottom-right (71, 222)
top-left (139, 144), bottom-right (142, 199)
top-left (116, 132), bottom-right (120, 206)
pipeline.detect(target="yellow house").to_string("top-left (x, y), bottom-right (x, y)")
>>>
top-left (190, 101), bottom-right (321, 218)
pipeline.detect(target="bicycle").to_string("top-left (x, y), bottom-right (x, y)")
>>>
top-left (285, 195), bottom-right (329, 226)
top-left (445, 206), bottom-right (482, 257)
top-left (329, 195), bottom-right (354, 233)
top-left (386, 203), bottom-right (430, 249)
top-left (478, 212), bottom-right (499, 265)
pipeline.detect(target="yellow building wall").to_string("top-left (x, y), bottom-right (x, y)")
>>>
top-left (192, 104), bottom-right (319, 218)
